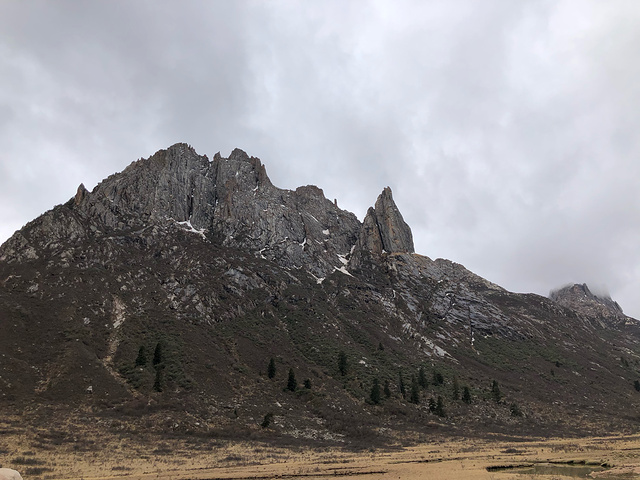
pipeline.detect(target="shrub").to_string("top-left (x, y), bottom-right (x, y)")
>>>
top-left (135, 346), bottom-right (147, 367)
top-left (267, 358), bottom-right (276, 379)
top-left (152, 342), bottom-right (164, 367)
top-left (261, 412), bottom-right (273, 428)
top-left (491, 380), bottom-right (502, 403)
top-left (510, 402), bottom-right (523, 417)
top-left (153, 368), bottom-right (164, 392)
top-left (370, 378), bottom-right (381, 405)
top-left (462, 386), bottom-right (472, 404)
top-left (338, 351), bottom-right (348, 376)
top-left (409, 375), bottom-right (420, 404)
top-left (418, 367), bottom-right (428, 388)
top-left (383, 379), bottom-right (391, 398)
top-left (287, 368), bottom-right (297, 392)
top-left (398, 371), bottom-right (406, 398)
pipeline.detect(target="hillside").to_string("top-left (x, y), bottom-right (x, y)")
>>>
top-left (1, 143), bottom-right (640, 443)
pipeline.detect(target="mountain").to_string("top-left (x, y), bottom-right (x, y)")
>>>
top-left (1, 143), bottom-right (640, 442)
top-left (550, 283), bottom-right (630, 327)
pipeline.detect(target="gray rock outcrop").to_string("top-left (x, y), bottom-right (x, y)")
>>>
top-left (550, 283), bottom-right (629, 326)
top-left (351, 187), bottom-right (414, 268)
top-left (3, 144), bottom-right (363, 279)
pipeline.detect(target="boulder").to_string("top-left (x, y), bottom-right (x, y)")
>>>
top-left (0, 469), bottom-right (23, 480)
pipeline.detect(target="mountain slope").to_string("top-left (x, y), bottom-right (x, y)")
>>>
top-left (1, 143), bottom-right (640, 441)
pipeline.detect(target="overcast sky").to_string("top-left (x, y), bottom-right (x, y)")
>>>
top-left (1, 1), bottom-right (639, 318)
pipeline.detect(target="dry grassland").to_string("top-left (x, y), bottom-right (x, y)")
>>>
top-left (2, 415), bottom-right (640, 480)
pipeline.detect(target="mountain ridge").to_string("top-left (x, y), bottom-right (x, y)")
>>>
top-left (1, 143), bottom-right (639, 442)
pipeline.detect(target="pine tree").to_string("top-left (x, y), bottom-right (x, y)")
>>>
top-left (452, 376), bottom-right (460, 400)
top-left (152, 342), bottom-right (164, 367)
top-left (261, 412), bottom-right (273, 428)
top-left (135, 345), bottom-right (147, 367)
top-left (491, 380), bottom-right (502, 403)
top-left (634, 380), bottom-right (640, 392)
top-left (267, 358), bottom-right (276, 379)
top-left (304, 378), bottom-right (312, 389)
top-left (428, 397), bottom-right (436, 412)
top-left (410, 375), bottom-right (420, 404)
top-left (462, 386), bottom-right (472, 404)
top-left (510, 402), bottom-right (523, 417)
top-left (398, 371), bottom-right (406, 398)
top-left (338, 351), bottom-right (348, 376)
top-left (383, 379), bottom-right (392, 398)
top-left (432, 370), bottom-right (444, 386)
top-left (370, 378), bottom-right (381, 405)
top-left (153, 367), bottom-right (164, 392)
top-left (287, 368), bottom-right (297, 392)
top-left (418, 367), bottom-right (428, 388)
top-left (435, 395), bottom-right (445, 417)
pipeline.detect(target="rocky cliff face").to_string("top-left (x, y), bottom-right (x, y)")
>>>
top-left (549, 283), bottom-right (629, 326)
top-left (1, 143), bottom-right (639, 440)
top-left (351, 187), bottom-right (414, 268)
top-left (2, 144), bottom-right (362, 279)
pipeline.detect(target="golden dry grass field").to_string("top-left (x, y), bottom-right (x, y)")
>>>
top-left (2, 415), bottom-right (640, 480)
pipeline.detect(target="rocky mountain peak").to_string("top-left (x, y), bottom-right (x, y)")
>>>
top-left (549, 283), bottom-right (628, 325)
top-left (373, 187), bottom-right (415, 254)
top-left (228, 147), bottom-right (250, 161)
top-left (351, 187), bottom-right (414, 267)
top-left (74, 183), bottom-right (89, 206)
top-left (2, 144), bottom-right (362, 278)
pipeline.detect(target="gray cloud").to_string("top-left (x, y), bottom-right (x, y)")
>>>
top-left (1, 0), bottom-right (639, 319)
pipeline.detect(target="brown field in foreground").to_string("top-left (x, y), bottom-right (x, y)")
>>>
top-left (2, 415), bottom-right (640, 480)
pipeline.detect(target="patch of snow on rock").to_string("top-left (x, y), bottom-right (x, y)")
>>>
top-left (334, 266), bottom-right (353, 277)
top-left (177, 220), bottom-right (207, 239)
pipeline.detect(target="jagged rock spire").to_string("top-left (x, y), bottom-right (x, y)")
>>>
top-left (372, 187), bottom-right (414, 253)
top-left (351, 187), bottom-right (414, 267)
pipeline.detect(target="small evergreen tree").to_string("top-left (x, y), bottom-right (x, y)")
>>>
top-left (152, 342), bottom-right (164, 367)
top-left (462, 386), bottom-right (472, 404)
top-left (267, 357), bottom-right (276, 379)
top-left (135, 345), bottom-right (147, 367)
top-left (491, 380), bottom-right (502, 403)
top-left (261, 412), bottom-right (273, 428)
top-left (153, 367), bottom-right (163, 392)
top-left (338, 351), bottom-right (348, 376)
top-left (428, 397), bottom-right (436, 412)
top-left (452, 376), bottom-right (460, 400)
top-left (435, 395), bottom-right (445, 417)
top-left (432, 370), bottom-right (444, 386)
top-left (410, 375), bottom-right (420, 404)
top-left (304, 378), bottom-right (312, 389)
top-left (510, 402), bottom-right (523, 417)
top-left (398, 371), bottom-right (406, 398)
top-left (370, 378), bottom-right (381, 405)
top-left (418, 367), bottom-right (428, 388)
top-left (287, 368), bottom-right (297, 392)
top-left (634, 380), bottom-right (640, 392)
top-left (383, 379), bottom-right (392, 398)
